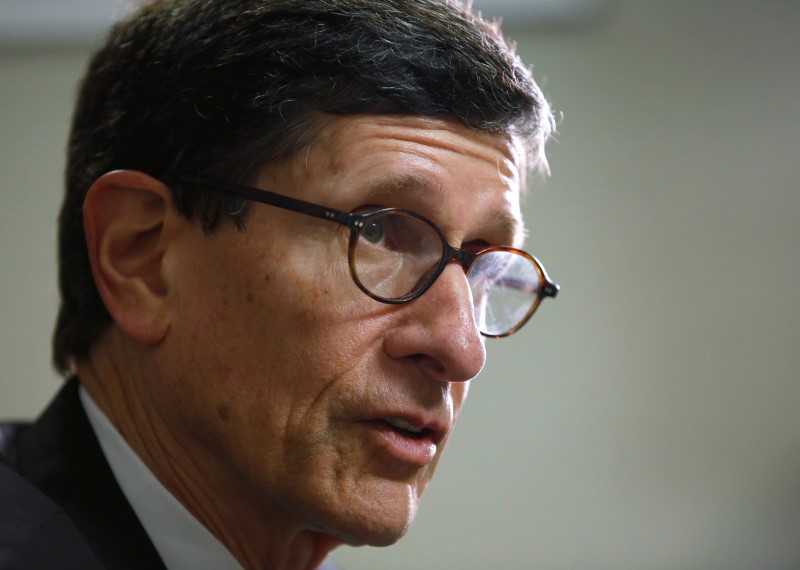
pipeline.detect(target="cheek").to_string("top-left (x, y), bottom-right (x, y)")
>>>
top-left (190, 241), bottom-right (386, 420)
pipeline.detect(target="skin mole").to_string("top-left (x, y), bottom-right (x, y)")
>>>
top-left (217, 404), bottom-right (233, 422)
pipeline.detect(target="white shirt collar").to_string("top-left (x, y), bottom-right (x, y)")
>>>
top-left (79, 386), bottom-right (242, 570)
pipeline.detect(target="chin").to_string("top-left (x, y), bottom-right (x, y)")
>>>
top-left (327, 516), bottom-right (414, 548)
top-left (307, 480), bottom-right (421, 547)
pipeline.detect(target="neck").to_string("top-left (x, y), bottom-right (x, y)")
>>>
top-left (75, 329), bottom-right (342, 569)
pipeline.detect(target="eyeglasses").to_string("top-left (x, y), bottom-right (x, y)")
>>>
top-left (172, 175), bottom-right (559, 338)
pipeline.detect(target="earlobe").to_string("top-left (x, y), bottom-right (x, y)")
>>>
top-left (83, 170), bottom-right (180, 345)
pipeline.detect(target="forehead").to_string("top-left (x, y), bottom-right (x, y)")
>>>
top-left (308, 114), bottom-right (524, 178)
top-left (280, 114), bottom-right (526, 243)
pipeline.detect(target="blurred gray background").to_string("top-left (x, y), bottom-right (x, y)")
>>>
top-left (1, 0), bottom-right (799, 568)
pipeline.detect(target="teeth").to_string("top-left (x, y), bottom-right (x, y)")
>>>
top-left (384, 417), bottom-right (424, 434)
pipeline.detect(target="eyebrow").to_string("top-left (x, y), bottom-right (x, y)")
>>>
top-left (364, 173), bottom-right (446, 203)
top-left (363, 173), bottom-right (525, 245)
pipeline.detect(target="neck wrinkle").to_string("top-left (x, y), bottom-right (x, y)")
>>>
top-left (75, 327), bottom-right (342, 570)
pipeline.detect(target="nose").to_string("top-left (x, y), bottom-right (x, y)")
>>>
top-left (383, 263), bottom-right (486, 382)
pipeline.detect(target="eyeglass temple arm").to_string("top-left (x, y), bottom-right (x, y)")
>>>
top-left (542, 281), bottom-right (560, 297)
top-left (173, 175), bottom-right (362, 230)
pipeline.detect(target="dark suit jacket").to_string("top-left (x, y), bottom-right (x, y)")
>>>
top-left (0, 379), bottom-right (165, 569)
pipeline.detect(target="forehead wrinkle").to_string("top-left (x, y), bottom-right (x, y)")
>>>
top-left (367, 127), bottom-right (524, 245)
top-left (367, 128), bottom-right (513, 172)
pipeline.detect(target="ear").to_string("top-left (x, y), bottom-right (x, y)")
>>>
top-left (83, 170), bottom-right (182, 346)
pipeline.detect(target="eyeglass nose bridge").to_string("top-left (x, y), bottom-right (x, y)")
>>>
top-left (448, 246), bottom-right (479, 273)
top-left (426, 244), bottom-right (482, 297)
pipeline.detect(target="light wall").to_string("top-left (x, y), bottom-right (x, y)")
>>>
top-left (1, 1), bottom-right (799, 569)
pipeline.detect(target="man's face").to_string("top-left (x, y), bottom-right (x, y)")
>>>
top-left (150, 114), bottom-right (525, 545)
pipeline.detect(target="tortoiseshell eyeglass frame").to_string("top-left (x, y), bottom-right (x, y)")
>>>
top-left (170, 175), bottom-right (559, 338)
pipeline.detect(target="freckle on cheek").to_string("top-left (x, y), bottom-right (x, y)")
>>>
top-left (245, 293), bottom-right (254, 304)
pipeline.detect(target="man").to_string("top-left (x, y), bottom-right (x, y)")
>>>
top-left (0, 0), bottom-right (557, 568)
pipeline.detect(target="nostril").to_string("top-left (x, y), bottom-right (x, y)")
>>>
top-left (412, 353), bottom-right (446, 375)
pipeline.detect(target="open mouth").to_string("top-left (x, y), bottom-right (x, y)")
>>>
top-left (362, 417), bottom-right (441, 465)
top-left (382, 417), bottom-right (434, 440)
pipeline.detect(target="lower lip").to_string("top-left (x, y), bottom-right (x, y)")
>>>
top-left (362, 420), bottom-right (437, 467)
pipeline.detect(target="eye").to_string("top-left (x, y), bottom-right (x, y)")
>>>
top-left (361, 219), bottom-right (386, 245)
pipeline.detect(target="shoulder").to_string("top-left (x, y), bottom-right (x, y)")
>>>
top-left (0, 460), bottom-right (104, 569)
top-left (0, 422), bottom-right (27, 464)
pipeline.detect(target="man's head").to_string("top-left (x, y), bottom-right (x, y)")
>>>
top-left (55, 0), bottom-right (553, 560)
top-left (54, 0), bottom-right (551, 372)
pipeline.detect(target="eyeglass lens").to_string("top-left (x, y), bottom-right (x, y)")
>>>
top-left (350, 210), bottom-right (542, 336)
top-left (467, 251), bottom-right (540, 336)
